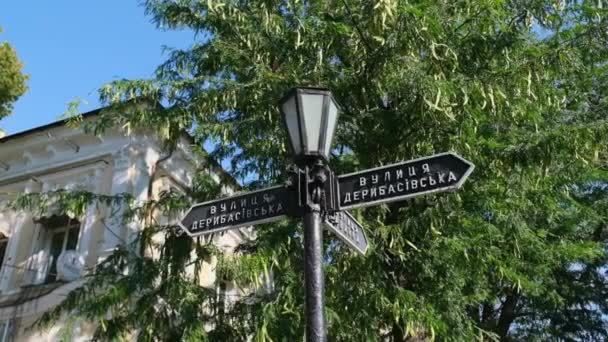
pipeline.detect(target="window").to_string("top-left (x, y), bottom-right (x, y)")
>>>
top-left (35, 215), bottom-right (81, 284)
top-left (216, 280), bottom-right (240, 314)
top-left (0, 320), bottom-right (12, 342)
top-left (45, 221), bottom-right (80, 283)
top-left (0, 234), bottom-right (8, 273)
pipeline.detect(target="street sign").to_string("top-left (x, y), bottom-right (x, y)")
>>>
top-left (324, 211), bottom-right (368, 255)
top-left (338, 152), bottom-right (474, 210)
top-left (176, 86), bottom-right (478, 342)
top-left (179, 186), bottom-right (293, 236)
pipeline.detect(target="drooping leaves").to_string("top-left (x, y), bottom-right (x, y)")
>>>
top-left (7, 1), bottom-right (607, 340)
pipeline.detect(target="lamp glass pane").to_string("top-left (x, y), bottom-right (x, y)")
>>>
top-left (323, 100), bottom-right (339, 157)
top-left (282, 96), bottom-right (301, 154)
top-left (300, 93), bottom-right (324, 153)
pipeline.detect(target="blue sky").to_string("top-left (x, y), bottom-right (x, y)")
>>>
top-left (0, 1), bottom-right (193, 135)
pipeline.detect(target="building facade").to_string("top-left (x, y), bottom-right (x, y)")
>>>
top-left (0, 110), bottom-right (244, 341)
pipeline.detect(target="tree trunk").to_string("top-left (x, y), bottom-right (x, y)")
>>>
top-left (496, 292), bottom-right (519, 341)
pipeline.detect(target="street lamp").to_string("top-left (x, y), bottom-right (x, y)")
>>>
top-left (280, 87), bottom-right (340, 163)
top-left (179, 86), bottom-right (475, 341)
top-left (280, 87), bottom-right (341, 342)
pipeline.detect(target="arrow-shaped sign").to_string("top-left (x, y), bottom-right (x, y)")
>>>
top-left (179, 186), bottom-right (293, 236)
top-left (179, 152), bottom-right (473, 238)
top-left (324, 211), bottom-right (368, 255)
top-left (338, 152), bottom-right (474, 210)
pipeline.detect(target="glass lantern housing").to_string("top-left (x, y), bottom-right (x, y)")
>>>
top-left (280, 87), bottom-right (340, 163)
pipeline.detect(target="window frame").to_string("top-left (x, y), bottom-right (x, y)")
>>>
top-left (0, 319), bottom-right (12, 342)
top-left (0, 235), bottom-right (8, 274)
top-left (44, 220), bottom-right (81, 284)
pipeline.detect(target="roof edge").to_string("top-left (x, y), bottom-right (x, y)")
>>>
top-left (0, 107), bottom-right (102, 144)
top-left (0, 104), bottom-right (241, 189)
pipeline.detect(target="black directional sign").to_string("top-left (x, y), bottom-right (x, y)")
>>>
top-left (324, 211), bottom-right (368, 255)
top-left (179, 186), bottom-right (293, 236)
top-left (179, 152), bottom-right (473, 239)
top-left (338, 152), bottom-right (474, 210)
top-left (176, 85), bottom-right (477, 342)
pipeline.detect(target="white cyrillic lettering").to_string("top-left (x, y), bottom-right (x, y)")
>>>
top-left (379, 186), bottom-right (386, 195)
top-left (448, 172), bottom-right (457, 182)
top-left (411, 180), bottom-right (418, 189)
top-left (251, 196), bottom-right (258, 205)
top-left (397, 182), bottom-right (404, 192)
top-left (211, 206), bottom-right (217, 215)
top-left (192, 221), bottom-right (198, 230)
top-left (420, 178), bottom-right (427, 187)
top-left (429, 176), bottom-right (436, 186)
top-left (396, 169), bottom-right (404, 180)
top-left (247, 209), bottom-right (252, 218)
top-left (221, 215), bottom-right (227, 224)
top-left (371, 187), bottom-right (377, 198)
top-left (227, 214), bottom-right (234, 223)
top-left (359, 177), bottom-right (367, 187)
top-left (344, 193), bottom-right (352, 204)
top-left (408, 166), bottom-right (416, 177)
top-left (372, 174), bottom-right (379, 184)
top-left (361, 189), bottom-right (369, 199)
top-left (388, 185), bottom-right (396, 194)
top-left (235, 212), bottom-right (241, 220)
top-left (240, 199), bottom-right (247, 207)
top-left (220, 203), bottom-right (227, 212)
top-left (422, 163), bottom-right (430, 173)
top-left (438, 172), bottom-right (446, 183)
top-left (353, 191), bottom-right (360, 201)
top-left (269, 205), bottom-right (275, 214)
top-left (208, 218), bottom-right (214, 226)
top-left (261, 207), bottom-right (267, 215)
top-left (277, 203), bottom-right (284, 212)
top-left (384, 171), bottom-right (391, 182)
top-left (254, 208), bottom-right (260, 216)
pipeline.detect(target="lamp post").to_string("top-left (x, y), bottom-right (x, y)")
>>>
top-left (280, 87), bottom-right (340, 342)
top-left (180, 87), bottom-right (474, 341)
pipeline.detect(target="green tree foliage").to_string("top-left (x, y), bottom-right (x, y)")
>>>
top-left (0, 27), bottom-right (28, 122)
top-left (12, 0), bottom-right (608, 340)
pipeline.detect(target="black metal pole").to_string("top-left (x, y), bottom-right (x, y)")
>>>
top-left (303, 204), bottom-right (326, 341)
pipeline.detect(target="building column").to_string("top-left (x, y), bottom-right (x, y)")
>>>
top-left (100, 146), bottom-right (132, 256)
top-left (127, 148), bottom-right (152, 249)
top-left (0, 179), bottom-right (41, 293)
top-left (100, 143), bottom-right (157, 261)
top-left (78, 166), bottom-right (108, 268)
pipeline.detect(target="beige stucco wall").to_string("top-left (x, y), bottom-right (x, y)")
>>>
top-left (0, 122), bottom-right (244, 341)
